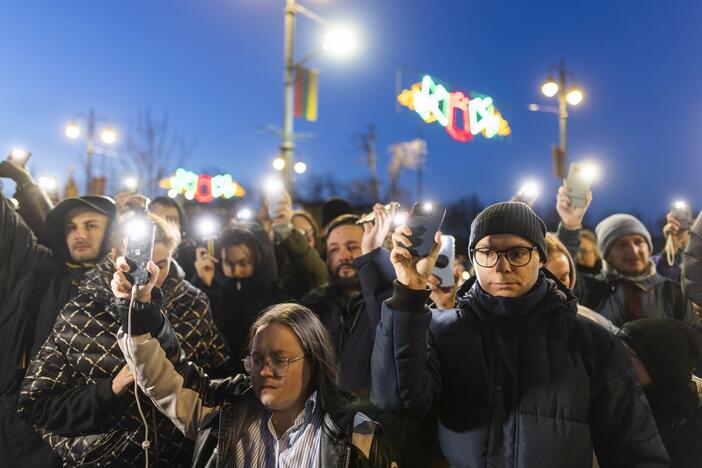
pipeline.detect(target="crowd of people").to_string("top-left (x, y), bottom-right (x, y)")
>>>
top-left (1, 157), bottom-right (702, 468)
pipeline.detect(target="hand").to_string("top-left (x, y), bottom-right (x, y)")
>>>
top-left (0, 160), bottom-right (31, 185)
top-left (111, 256), bottom-right (160, 303)
top-left (556, 182), bottom-right (592, 230)
top-left (111, 364), bottom-right (135, 396)
top-left (663, 212), bottom-right (681, 237)
top-left (428, 273), bottom-right (458, 310)
top-left (194, 247), bottom-right (218, 287)
top-left (361, 203), bottom-right (398, 255)
top-left (271, 190), bottom-right (293, 227)
top-left (390, 226), bottom-right (442, 290)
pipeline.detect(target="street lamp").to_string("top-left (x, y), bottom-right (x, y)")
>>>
top-left (281, 0), bottom-right (359, 191)
top-left (65, 108), bottom-right (118, 195)
top-left (273, 157), bottom-right (286, 171)
top-left (294, 161), bottom-right (307, 174)
top-left (534, 59), bottom-right (585, 179)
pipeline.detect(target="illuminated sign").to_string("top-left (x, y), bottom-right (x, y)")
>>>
top-left (397, 75), bottom-right (511, 142)
top-left (159, 168), bottom-right (246, 203)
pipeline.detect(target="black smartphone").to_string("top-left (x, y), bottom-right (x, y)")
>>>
top-left (403, 202), bottom-right (446, 258)
top-left (125, 221), bottom-right (156, 285)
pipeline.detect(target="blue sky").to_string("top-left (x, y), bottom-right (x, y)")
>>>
top-left (1, 0), bottom-right (701, 226)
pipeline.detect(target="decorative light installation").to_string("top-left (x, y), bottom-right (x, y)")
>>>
top-left (159, 168), bottom-right (246, 203)
top-left (397, 74), bottom-right (511, 143)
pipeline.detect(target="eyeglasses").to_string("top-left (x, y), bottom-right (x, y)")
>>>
top-left (242, 354), bottom-right (305, 378)
top-left (471, 246), bottom-right (538, 268)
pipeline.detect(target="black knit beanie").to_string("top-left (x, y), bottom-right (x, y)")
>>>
top-left (619, 318), bottom-right (702, 388)
top-left (469, 202), bottom-right (548, 261)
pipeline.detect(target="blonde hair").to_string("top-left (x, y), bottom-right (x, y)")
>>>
top-left (544, 233), bottom-right (576, 288)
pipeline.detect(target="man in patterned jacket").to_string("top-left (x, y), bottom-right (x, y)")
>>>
top-left (18, 212), bottom-right (231, 467)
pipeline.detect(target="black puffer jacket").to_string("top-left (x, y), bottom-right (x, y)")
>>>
top-left (372, 271), bottom-right (670, 467)
top-left (18, 258), bottom-right (230, 467)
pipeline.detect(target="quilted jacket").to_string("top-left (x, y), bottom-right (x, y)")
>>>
top-left (18, 257), bottom-right (230, 467)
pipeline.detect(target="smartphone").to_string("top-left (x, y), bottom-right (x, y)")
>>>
top-left (125, 221), bottom-right (156, 285)
top-left (671, 202), bottom-right (693, 231)
top-left (7, 150), bottom-right (31, 168)
top-left (565, 163), bottom-right (591, 208)
top-left (432, 235), bottom-right (455, 287)
top-left (403, 202), bottom-right (446, 258)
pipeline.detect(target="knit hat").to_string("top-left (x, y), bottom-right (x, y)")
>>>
top-left (321, 197), bottom-right (355, 230)
top-left (469, 202), bottom-right (547, 261)
top-left (619, 318), bottom-right (702, 388)
top-left (595, 214), bottom-right (652, 258)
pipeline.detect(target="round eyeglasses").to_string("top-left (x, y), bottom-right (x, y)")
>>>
top-left (471, 246), bottom-right (538, 268)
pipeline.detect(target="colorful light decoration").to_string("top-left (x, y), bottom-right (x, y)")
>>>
top-left (397, 75), bottom-right (511, 143)
top-left (159, 168), bottom-right (246, 203)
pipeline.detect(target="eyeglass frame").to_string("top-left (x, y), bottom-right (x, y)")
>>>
top-left (470, 246), bottom-right (539, 268)
top-left (242, 354), bottom-right (306, 378)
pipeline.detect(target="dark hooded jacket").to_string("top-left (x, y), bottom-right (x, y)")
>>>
top-left (18, 257), bottom-right (230, 467)
top-left (371, 271), bottom-right (670, 468)
top-left (192, 222), bottom-right (290, 369)
top-left (619, 318), bottom-right (702, 468)
top-left (0, 189), bottom-right (115, 467)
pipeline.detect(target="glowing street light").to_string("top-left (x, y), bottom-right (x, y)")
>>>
top-left (100, 128), bottom-right (117, 145)
top-left (273, 157), bottom-right (286, 171)
top-left (541, 78), bottom-right (559, 98)
top-left (322, 25), bottom-right (359, 58)
top-left (535, 59), bottom-right (586, 179)
top-left (294, 161), bottom-right (307, 174)
top-left (65, 123), bottom-right (81, 139)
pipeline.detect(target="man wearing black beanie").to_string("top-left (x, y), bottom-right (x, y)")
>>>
top-left (619, 318), bottom-right (702, 468)
top-left (371, 201), bottom-right (669, 467)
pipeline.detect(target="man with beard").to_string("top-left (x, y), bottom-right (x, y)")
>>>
top-left (302, 212), bottom-right (395, 396)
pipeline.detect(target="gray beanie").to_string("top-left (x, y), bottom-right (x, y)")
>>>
top-left (469, 202), bottom-right (548, 261)
top-left (595, 214), bottom-right (652, 258)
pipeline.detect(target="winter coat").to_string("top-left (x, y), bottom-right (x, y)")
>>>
top-left (682, 210), bottom-right (702, 308)
top-left (558, 223), bottom-right (700, 330)
top-left (302, 248), bottom-right (394, 397)
top-left (0, 189), bottom-right (93, 467)
top-left (371, 271), bottom-right (670, 468)
top-left (192, 224), bottom-right (290, 370)
top-left (274, 227), bottom-right (329, 300)
top-left (115, 303), bottom-right (397, 468)
top-left (18, 258), bottom-right (230, 467)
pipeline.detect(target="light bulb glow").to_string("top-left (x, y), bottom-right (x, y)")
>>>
top-left (566, 89), bottom-right (584, 106)
top-left (273, 158), bottom-right (285, 171)
top-left (294, 162), bottom-right (307, 174)
top-left (322, 26), bottom-right (359, 57)
top-left (541, 81), bottom-right (559, 98)
top-left (100, 128), bottom-right (117, 145)
top-left (237, 208), bottom-right (253, 220)
top-left (65, 123), bottom-right (81, 139)
top-left (167, 189), bottom-right (178, 199)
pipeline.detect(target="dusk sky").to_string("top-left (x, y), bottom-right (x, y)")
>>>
top-left (1, 0), bottom-right (701, 227)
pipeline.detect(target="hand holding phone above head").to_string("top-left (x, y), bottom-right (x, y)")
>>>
top-left (111, 256), bottom-right (160, 304)
top-left (390, 226), bottom-right (443, 291)
top-left (556, 178), bottom-right (592, 230)
top-left (402, 202), bottom-right (446, 258)
top-left (361, 202), bottom-right (399, 254)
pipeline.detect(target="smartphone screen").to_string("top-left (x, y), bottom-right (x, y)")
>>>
top-left (125, 222), bottom-right (156, 285)
top-left (264, 177), bottom-right (285, 219)
top-left (404, 202), bottom-right (446, 258)
top-left (565, 163), bottom-right (591, 208)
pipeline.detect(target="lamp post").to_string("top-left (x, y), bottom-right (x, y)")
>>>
top-left (536, 59), bottom-right (584, 179)
top-left (65, 108), bottom-right (117, 194)
top-left (280, 0), bottom-right (358, 191)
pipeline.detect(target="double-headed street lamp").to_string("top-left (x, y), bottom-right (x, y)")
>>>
top-left (280, 0), bottom-right (359, 191)
top-left (532, 58), bottom-right (585, 179)
top-left (65, 108), bottom-right (118, 194)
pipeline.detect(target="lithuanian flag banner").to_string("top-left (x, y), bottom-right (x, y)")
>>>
top-left (294, 66), bottom-right (319, 122)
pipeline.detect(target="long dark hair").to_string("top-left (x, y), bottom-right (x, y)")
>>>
top-left (247, 303), bottom-right (339, 411)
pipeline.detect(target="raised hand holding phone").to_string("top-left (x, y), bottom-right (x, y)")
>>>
top-left (391, 225), bottom-right (443, 290)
